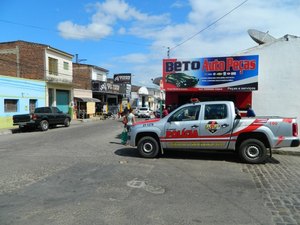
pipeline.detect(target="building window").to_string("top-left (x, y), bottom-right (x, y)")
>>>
top-left (63, 61), bottom-right (69, 70)
top-left (204, 104), bottom-right (228, 120)
top-left (97, 73), bottom-right (104, 81)
top-left (48, 57), bottom-right (58, 75)
top-left (29, 99), bottom-right (37, 113)
top-left (4, 99), bottom-right (18, 112)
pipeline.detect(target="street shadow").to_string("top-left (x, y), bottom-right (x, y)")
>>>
top-left (161, 149), bottom-right (240, 163)
top-left (265, 156), bottom-right (280, 164)
top-left (114, 148), bottom-right (241, 163)
top-left (114, 147), bottom-right (140, 158)
top-left (109, 141), bottom-right (127, 146)
top-left (11, 128), bottom-right (21, 134)
top-left (12, 125), bottom-right (67, 134)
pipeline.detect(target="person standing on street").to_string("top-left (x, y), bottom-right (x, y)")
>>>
top-left (162, 106), bottom-right (169, 118)
top-left (126, 108), bottom-right (136, 131)
top-left (124, 108), bottom-right (136, 145)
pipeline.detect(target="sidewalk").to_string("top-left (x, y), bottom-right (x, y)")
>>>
top-left (1, 119), bottom-right (299, 157)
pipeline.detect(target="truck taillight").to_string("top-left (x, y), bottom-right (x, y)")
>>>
top-left (31, 114), bottom-right (37, 120)
top-left (293, 123), bottom-right (298, 137)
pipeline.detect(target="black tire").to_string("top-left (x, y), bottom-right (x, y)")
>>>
top-left (137, 136), bottom-right (160, 158)
top-left (64, 118), bottom-right (70, 127)
top-left (176, 81), bottom-right (181, 87)
top-left (40, 120), bottom-right (49, 131)
top-left (238, 139), bottom-right (267, 164)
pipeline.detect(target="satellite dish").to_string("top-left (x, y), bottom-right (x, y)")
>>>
top-left (151, 77), bottom-right (162, 86)
top-left (248, 29), bottom-right (276, 44)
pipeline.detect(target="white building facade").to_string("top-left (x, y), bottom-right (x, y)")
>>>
top-left (238, 34), bottom-right (300, 122)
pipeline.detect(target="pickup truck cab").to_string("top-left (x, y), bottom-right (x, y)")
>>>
top-left (13, 107), bottom-right (71, 131)
top-left (128, 101), bottom-right (299, 164)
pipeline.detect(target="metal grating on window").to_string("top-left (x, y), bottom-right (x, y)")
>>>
top-left (4, 99), bottom-right (18, 112)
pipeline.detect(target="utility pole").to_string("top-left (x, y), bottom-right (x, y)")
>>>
top-left (75, 54), bottom-right (87, 63)
top-left (167, 47), bottom-right (170, 59)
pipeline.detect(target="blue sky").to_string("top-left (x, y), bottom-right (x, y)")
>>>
top-left (1, 0), bottom-right (300, 87)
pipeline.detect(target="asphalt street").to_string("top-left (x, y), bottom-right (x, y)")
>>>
top-left (0, 118), bottom-right (299, 225)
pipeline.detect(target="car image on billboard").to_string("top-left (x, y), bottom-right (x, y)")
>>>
top-left (165, 73), bottom-right (199, 88)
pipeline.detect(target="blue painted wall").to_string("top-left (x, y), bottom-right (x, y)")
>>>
top-left (0, 75), bottom-right (46, 128)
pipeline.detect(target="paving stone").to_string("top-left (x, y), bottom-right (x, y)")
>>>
top-left (243, 155), bottom-right (300, 225)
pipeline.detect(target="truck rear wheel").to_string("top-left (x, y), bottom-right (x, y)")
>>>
top-left (239, 139), bottom-right (267, 164)
top-left (40, 120), bottom-right (49, 131)
top-left (137, 136), bottom-right (160, 158)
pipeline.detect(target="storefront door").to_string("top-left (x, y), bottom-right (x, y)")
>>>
top-left (56, 90), bottom-right (69, 113)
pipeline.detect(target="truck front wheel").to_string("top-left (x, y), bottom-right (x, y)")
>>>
top-left (239, 139), bottom-right (267, 164)
top-left (137, 136), bottom-right (160, 158)
top-left (40, 120), bottom-right (49, 131)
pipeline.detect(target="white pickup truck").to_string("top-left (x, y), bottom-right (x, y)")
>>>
top-left (128, 101), bottom-right (299, 164)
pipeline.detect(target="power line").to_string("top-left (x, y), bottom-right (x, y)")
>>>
top-left (0, 0), bottom-right (249, 58)
top-left (169, 0), bottom-right (249, 51)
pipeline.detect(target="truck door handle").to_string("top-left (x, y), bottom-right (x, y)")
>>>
top-left (221, 124), bottom-right (229, 128)
top-left (191, 125), bottom-right (199, 128)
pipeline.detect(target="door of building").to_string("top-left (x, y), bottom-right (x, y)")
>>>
top-left (56, 90), bottom-right (69, 113)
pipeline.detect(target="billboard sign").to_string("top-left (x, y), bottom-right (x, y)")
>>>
top-left (113, 73), bottom-right (132, 84)
top-left (162, 55), bottom-right (259, 92)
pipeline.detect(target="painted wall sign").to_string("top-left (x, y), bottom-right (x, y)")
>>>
top-left (162, 55), bottom-right (259, 92)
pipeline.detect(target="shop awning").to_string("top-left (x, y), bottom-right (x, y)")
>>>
top-left (75, 97), bottom-right (101, 102)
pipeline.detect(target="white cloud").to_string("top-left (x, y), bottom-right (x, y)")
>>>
top-left (116, 53), bottom-right (148, 64)
top-left (58, 0), bottom-right (300, 84)
top-left (118, 27), bottom-right (126, 34)
top-left (57, 0), bottom-right (170, 40)
top-left (171, 1), bottom-right (187, 8)
top-left (58, 20), bottom-right (113, 40)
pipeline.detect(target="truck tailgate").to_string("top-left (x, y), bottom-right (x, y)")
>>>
top-left (13, 114), bottom-right (31, 123)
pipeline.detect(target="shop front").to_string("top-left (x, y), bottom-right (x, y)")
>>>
top-left (47, 82), bottom-right (73, 114)
top-left (74, 89), bottom-right (100, 119)
top-left (162, 55), bottom-right (259, 113)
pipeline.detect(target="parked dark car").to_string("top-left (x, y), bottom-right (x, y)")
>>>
top-left (13, 107), bottom-right (71, 131)
top-left (165, 73), bottom-right (199, 88)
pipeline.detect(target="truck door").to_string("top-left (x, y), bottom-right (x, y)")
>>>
top-left (163, 105), bottom-right (201, 149)
top-left (199, 103), bottom-right (232, 150)
top-left (52, 107), bottom-right (65, 124)
top-left (43, 107), bottom-right (56, 124)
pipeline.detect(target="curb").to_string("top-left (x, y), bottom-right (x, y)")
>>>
top-left (272, 149), bottom-right (300, 156)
